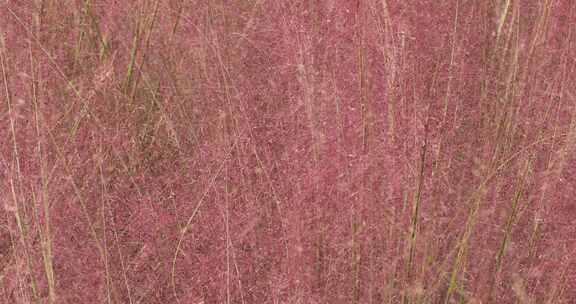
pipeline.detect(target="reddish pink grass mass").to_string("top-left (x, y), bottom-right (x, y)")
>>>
top-left (1, 1), bottom-right (575, 303)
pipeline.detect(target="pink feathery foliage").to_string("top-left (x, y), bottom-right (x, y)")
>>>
top-left (0, 0), bottom-right (575, 303)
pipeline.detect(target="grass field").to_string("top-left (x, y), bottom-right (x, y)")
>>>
top-left (1, 1), bottom-right (575, 303)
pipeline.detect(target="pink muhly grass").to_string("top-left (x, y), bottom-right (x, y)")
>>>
top-left (0, 1), bottom-right (575, 303)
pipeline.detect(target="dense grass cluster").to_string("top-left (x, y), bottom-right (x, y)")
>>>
top-left (1, 1), bottom-right (575, 303)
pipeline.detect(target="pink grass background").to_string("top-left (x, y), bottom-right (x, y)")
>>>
top-left (1, 1), bottom-right (575, 303)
